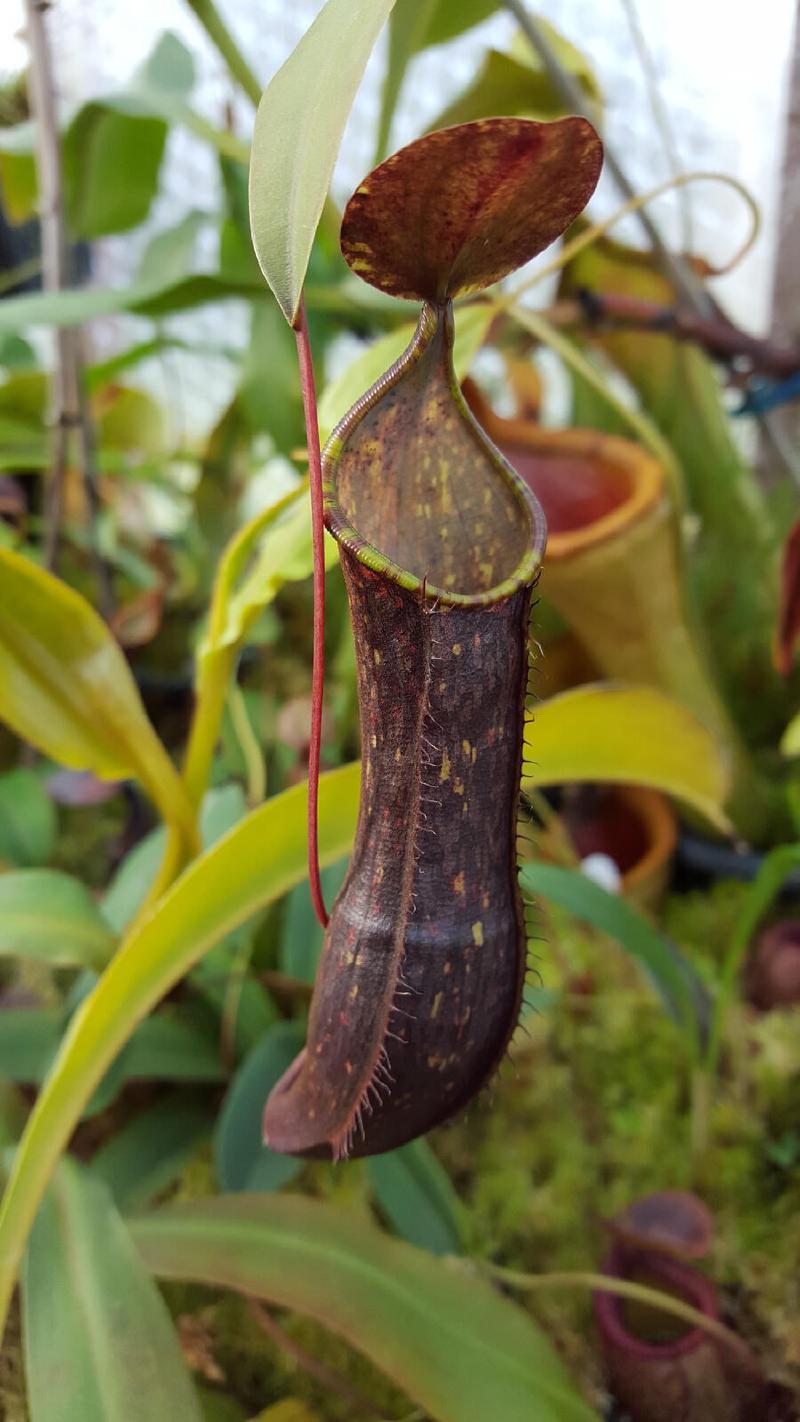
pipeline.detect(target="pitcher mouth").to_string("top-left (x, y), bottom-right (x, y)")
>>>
top-left (322, 302), bottom-right (547, 607)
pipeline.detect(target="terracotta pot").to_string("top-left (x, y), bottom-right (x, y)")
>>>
top-left (558, 783), bottom-right (678, 911)
top-left (466, 382), bottom-right (773, 843)
top-left (594, 1246), bottom-right (766, 1422)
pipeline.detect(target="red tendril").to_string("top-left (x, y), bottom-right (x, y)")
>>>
top-left (294, 297), bottom-right (329, 928)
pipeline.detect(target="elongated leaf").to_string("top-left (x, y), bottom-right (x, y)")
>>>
top-left (0, 547), bottom-right (196, 848)
top-left (23, 1159), bottom-right (202, 1422)
top-left (214, 1022), bottom-right (305, 1193)
top-left (102, 784), bottom-right (247, 934)
top-left (133, 1195), bottom-right (596, 1422)
top-left (249, 0), bottom-right (396, 324)
top-left (317, 300), bottom-right (495, 442)
top-left (367, 1139), bottom-right (464, 1255)
top-left (375, 0), bottom-right (439, 161)
top-left (0, 769), bottom-right (56, 867)
top-left (0, 869), bottom-right (115, 969)
top-left (90, 1092), bottom-right (212, 1212)
top-left (525, 683), bottom-right (730, 831)
top-left (207, 489), bottom-right (339, 661)
top-left (0, 1006), bottom-right (223, 1092)
top-left (520, 860), bottom-right (705, 1042)
top-left (0, 767), bottom-right (360, 1323)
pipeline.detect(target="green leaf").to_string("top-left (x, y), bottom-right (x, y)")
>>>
top-left (23, 1159), bottom-right (202, 1421)
top-left (248, 0), bottom-right (396, 324)
top-left (136, 210), bottom-right (208, 287)
top-left (0, 122), bottom-right (37, 223)
top-left (102, 830), bottom-right (166, 934)
top-left (0, 769), bottom-right (56, 867)
top-left (367, 1139), bottom-right (464, 1255)
top-left (520, 860), bottom-right (705, 1043)
top-left (375, 0), bottom-right (439, 162)
top-left (0, 766), bottom-right (360, 1324)
top-left (63, 102), bottom-right (167, 239)
top-left (524, 683), bottom-right (731, 832)
top-left (318, 299), bottom-right (495, 443)
top-left (0, 869), bottom-right (115, 969)
top-left (238, 302), bottom-right (303, 452)
top-left (423, 0), bottom-right (499, 46)
top-left (376, 0), bottom-right (503, 160)
top-left (214, 1021), bottom-right (305, 1193)
top-left (0, 546), bottom-right (197, 852)
top-left (124, 1011), bottom-right (226, 1082)
top-left (90, 1092), bottom-right (212, 1212)
top-left (428, 25), bottom-right (600, 132)
top-left (102, 784), bottom-right (247, 934)
top-left (0, 1006), bottom-right (223, 1094)
top-left (279, 855), bottom-right (349, 982)
top-left (133, 1194), bottom-right (597, 1422)
top-left (134, 29), bottom-right (196, 99)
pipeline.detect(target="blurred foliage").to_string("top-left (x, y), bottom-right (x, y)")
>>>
top-left (0, 1), bottom-right (798, 1419)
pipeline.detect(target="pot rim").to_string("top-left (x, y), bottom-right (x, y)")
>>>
top-left (594, 1246), bottom-right (719, 1361)
top-left (467, 386), bottom-right (665, 561)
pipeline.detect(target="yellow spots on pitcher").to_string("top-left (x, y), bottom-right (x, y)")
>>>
top-left (453, 871), bottom-right (465, 896)
top-left (394, 747), bottom-right (402, 763)
top-left (373, 648), bottom-right (382, 665)
top-left (439, 749), bottom-right (451, 783)
top-left (371, 733), bottom-right (377, 748)
top-left (471, 921), bottom-right (484, 947)
top-left (452, 643), bottom-right (462, 656)
top-left (462, 739), bottom-right (471, 758)
top-left (431, 992), bottom-right (443, 1019)
top-left (453, 776), bottom-right (465, 796)
top-left (349, 984), bottom-right (360, 1000)
top-left (439, 460), bottom-right (453, 513)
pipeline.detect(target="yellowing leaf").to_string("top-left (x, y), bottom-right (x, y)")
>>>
top-left (525, 682), bottom-right (730, 830)
top-left (0, 547), bottom-right (196, 849)
top-left (0, 766), bottom-right (361, 1329)
top-left (249, 0), bottom-right (396, 324)
top-left (781, 709), bottom-right (800, 757)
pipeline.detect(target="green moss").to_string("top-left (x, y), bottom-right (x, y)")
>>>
top-left (164, 881), bottom-right (800, 1411)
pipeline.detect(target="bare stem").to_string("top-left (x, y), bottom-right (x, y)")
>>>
top-left (484, 1264), bottom-right (751, 1358)
top-left (24, 0), bottom-right (113, 611)
top-left (294, 298), bottom-right (329, 930)
top-left (182, 0), bottom-right (262, 107)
